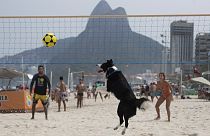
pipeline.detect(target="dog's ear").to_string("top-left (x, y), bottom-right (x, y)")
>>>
top-left (110, 59), bottom-right (113, 64)
top-left (107, 59), bottom-right (113, 65)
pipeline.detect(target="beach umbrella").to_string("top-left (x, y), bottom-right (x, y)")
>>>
top-left (191, 77), bottom-right (210, 86)
top-left (181, 85), bottom-right (186, 88)
top-left (0, 68), bottom-right (24, 79)
top-left (202, 71), bottom-right (210, 76)
top-left (136, 76), bottom-right (143, 80)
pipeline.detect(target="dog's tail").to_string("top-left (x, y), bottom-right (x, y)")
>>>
top-left (136, 97), bottom-right (149, 110)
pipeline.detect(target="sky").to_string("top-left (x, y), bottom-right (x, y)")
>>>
top-left (0, 0), bottom-right (210, 16)
top-left (0, 0), bottom-right (210, 59)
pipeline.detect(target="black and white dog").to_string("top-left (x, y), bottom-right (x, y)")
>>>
top-left (97, 59), bottom-right (148, 135)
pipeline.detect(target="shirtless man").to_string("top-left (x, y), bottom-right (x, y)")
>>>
top-left (57, 76), bottom-right (67, 112)
top-left (76, 79), bottom-right (86, 108)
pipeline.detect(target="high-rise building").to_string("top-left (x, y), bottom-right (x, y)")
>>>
top-left (170, 20), bottom-right (194, 75)
top-left (161, 47), bottom-right (170, 74)
top-left (195, 33), bottom-right (210, 73)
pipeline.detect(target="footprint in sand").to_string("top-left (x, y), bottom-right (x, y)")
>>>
top-left (4, 125), bottom-right (10, 128)
top-left (105, 126), bottom-right (112, 129)
top-left (141, 133), bottom-right (153, 136)
top-left (188, 133), bottom-right (198, 136)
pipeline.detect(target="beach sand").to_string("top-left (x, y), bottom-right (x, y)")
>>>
top-left (0, 95), bottom-right (210, 136)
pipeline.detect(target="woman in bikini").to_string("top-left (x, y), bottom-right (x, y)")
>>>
top-left (155, 72), bottom-right (173, 122)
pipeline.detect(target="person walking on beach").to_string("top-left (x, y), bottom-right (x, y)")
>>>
top-left (76, 79), bottom-right (86, 108)
top-left (87, 87), bottom-right (92, 99)
top-left (30, 65), bottom-right (51, 120)
top-left (150, 82), bottom-right (159, 102)
top-left (145, 84), bottom-right (150, 98)
top-left (155, 72), bottom-right (173, 122)
top-left (57, 76), bottom-right (67, 112)
top-left (140, 85), bottom-right (145, 96)
top-left (94, 87), bottom-right (104, 102)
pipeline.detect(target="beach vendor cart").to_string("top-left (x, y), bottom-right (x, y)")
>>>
top-left (0, 68), bottom-right (43, 113)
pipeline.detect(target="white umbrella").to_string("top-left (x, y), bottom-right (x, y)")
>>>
top-left (191, 77), bottom-right (210, 86)
top-left (27, 74), bottom-right (33, 80)
top-left (181, 85), bottom-right (186, 88)
top-left (0, 68), bottom-right (31, 79)
top-left (136, 76), bottom-right (143, 80)
top-left (0, 68), bottom-right (23, 79)
top-left (202, 71), bottom-right (210, 75)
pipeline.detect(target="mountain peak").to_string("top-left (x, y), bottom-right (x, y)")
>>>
top-left (91, 0), bottom-right (112, 15)
top-left (109, 7), bottom-right (127, 15)
top-left (86, 1), bottom-right (130, 33)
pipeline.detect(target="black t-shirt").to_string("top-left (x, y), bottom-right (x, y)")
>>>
top-left (30, 73), bottom-right (51, 95)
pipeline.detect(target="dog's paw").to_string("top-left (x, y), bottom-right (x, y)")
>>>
top-left (121, 130), bottom-right (126, 135)
top-left (121, 127), bottom-right (126, 135)
top-left (114, 124), bottom-right (121, 130)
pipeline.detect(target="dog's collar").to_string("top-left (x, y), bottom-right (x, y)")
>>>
top-left (106, 66), bottom-right (118, 78)
top-left (112, 66), bottom-right (118, 71)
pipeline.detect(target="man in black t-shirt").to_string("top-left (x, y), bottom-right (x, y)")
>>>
top-left (30, 65), bottom-right (51, 120)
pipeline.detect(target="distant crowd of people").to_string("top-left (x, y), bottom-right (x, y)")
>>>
top-left (198, 87), bottom-right (210, 100)
top-left (51, 78), bottom-right (110, 110)
top-left (136, 81), bottom-right (181, 101)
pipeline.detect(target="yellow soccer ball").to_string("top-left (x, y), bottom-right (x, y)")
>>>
top-left (42, 33), bottom-right (57, 47)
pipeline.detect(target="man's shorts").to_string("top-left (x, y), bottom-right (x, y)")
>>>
top-left (58, 92), bottom-right (68, 101)
top-left (33, 93), bottom-right (49, 105)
